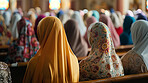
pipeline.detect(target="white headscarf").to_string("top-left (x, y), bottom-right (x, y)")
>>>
top-left (131, 20), bottom-right (148, 69)
top-left (9, 13), bottom-right (21, 39)
top-left (71, 11), bottom-right (86, 36)
top-left (110, 12), bottom-right (121, 28)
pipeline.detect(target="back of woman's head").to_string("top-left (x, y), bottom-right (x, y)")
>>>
top-left (131, 20), bottom-right (148, 46)
top-left (123, 16), bottom-right (136, 34)
top-left (37, 16), bottom-right (63, 46)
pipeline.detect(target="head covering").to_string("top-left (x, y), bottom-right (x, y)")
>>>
top-left (59, 13), bottom-right (70, 24)
top-left (27, 9), bottom-right (36, 28)
top-left (116, 11), bottom-right (123, 27)
top-left (0, 15), bottom-right (12, 45)
top-left (92, 10), bottom-right (99, 21)
top-left (35, 7), bottom-right (41, 16)
top-left (126, 10), bottom-right (134, 17)
top-left (57, 9), bottom-right (64, 18)
top-left (71, 11), bottom-right (87, 37)
top-left (84, 16), bottom-right (97, 48)
top-left (64, 19), bottom-right (88, 57)
top-left (23, 17), bottom-right (79, 83)
top-left (79, 22), bottom-right (124, 81)
top-left (99, 14), bottom-right (120, 47)
top-left (136, 13), bottom-right (147, 21)
top-left (110, 12), bottom-right (121, 28)
top-left (10, 17), bottom-right (39, 62)
top-left (34, 15), bottom-right (46, 40)
top-left (9, 13), bottom-right (22, 39)
top-left (110, 8), bottom-right (115, 13)
top-left (131, 20), bottom-right (148, 69)
top-left (0, 62), bottom-right (12, 83)
top-left (120, 16), bottom-right (136, 45)
top-left (86, 16), bottom-right (97, 28)
top-left (2, 9), bottom-right (11, 27)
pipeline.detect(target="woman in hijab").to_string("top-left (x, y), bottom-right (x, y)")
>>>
top-left (0, 15), bottom-right (12, 46)
top-left (9, 17), bottom-right (39, 63)
top-left (99, 14), bottom-right (120, 47)
top-left (71, 11), bottom-right (87, 37)
top-left (64, 19), bottom-right (88, 57)
top-left (126, 10), bottom-right (134, 17)
top-left (79, 22), bottom-right (124, 81)
top-left (92, 10), bottom-right (100, 21)
top-left (3, 9), bottom-right (11, 27)
top-left (136, 13), bottom-right (147, 20)
top-left (0, 62), bottom-right (12, 83)
top-left (9, 13), bottom-right (22, 39)
top-left (121, 20), bottom-right (148, 75)
top-left (120, 16), bottom-right (136, 45)
top-left (116, 11), bottom-right (123, 27)
top-left (34, 15), bottom-right (46, 40)
top-left (23, 17), bottom-right (79, 83)
top-left (84, 16), bottom-right (97, 48)
top-left (110, 10), bottom-right (123, 36)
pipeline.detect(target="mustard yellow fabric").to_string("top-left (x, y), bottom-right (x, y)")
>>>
top-left (23, 16), bottom-right (79, 83)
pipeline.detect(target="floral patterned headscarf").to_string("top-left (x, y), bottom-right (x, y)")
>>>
top-left (0, 62), bottom-right (12, 83)
top-left (79, 22), bottom-right (124, 81)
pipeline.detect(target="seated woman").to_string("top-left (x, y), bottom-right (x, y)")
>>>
top-left (120, 16), bottom-right (136, 45)
top-left (23, 17), bottom-right (79, 83)
top-left (121, 20), bottom-right (148, 75)
top-left (79, 22), bottom-right (124, 81)
top-left (64, 19), bottom-right (88, 57)
top-left (0, 62), bottom-right (12, 83)
top-left (9, 17), bottom-right (39, 63)
top-left (0, 15), bottom-right (12, 46)
top-left (34, 15), bottom-right (46, 40)
top-left (99, 14), bottom-right (120, 47)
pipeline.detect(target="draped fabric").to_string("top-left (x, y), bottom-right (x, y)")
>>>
top-left (121, 20), bottom-right (148, 75)
top-left (136, 13), bottom-right (147, 21)
top-left (9, 17), bottom-right (39, 63)
top-left (34, 15), bottom-right (46, 40)
top-left (131, 20), bottom-right (148, 69)
top-left (116, 11), bottom-right (123, 27)
top-left (9, 13), bottom-right (22, 39)
top-left (0, 15), bottom-right (12, 46)
top-left (110, 12), bottom-right (121, 28)
top-left (92, 10), bottom-right (100, 21)
top-left (2, 9), bottom-right (11, 27)
top-left (0, 62), bottom-right (12, 83)
top-left (126, 10), bottom-right (134, 17)
top-left (23, 17), bottom-right (79, 83)
top-left (99, 14), bottom-right (120, 47)
top-left (71, 11), bottom-right (87, 37)
top-left (85, 16), bottom-right (97, 48)
top-left (64, 19), bottom-right (88, 57)
top-left (120, 16), bottom-right (136, 45)
top-left (79, 22), bottom-right (124, 81)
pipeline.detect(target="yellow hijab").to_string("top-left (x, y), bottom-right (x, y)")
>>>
top-left (23, 17), bottom-right (79, 83)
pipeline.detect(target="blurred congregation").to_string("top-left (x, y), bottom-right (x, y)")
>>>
top-left (1, 0), bottom-right (148, 83)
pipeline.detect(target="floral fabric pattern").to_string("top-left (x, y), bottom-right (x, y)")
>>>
top-left (79, 22), bottom-right (124, 81)
top-left (9, 18), bottom-right (39, 63)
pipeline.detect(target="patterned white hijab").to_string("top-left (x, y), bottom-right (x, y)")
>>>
top-left (131, 20), bottom-right (148, 69)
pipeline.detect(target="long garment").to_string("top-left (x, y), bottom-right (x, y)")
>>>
top-left (79, 22), bottom-right (124, 81)
top-left (23, 17), bottom-right (79, 83)
top-left (120, 16), bottom-right (136, 45)
top-left (99, 14), bottom-right (120, 47)
top-left (34, 15), bottom-right (46, 40)
top-left (84, 16), bottom-right (97, 48)
top-left (9, 13), bottom-right (22, 39)
top-left (0, 15), bottom-right (12, 46)
top-left (121, 20), bottom-right (148, 75)
top-left (64, 19), bottom-right (88, 57)
top-left (71, 11), bottom-right (87, 37)
top-left (9, 17), bottom-right (39, 63)
top-left (0, 62), bottom-right (12, 83)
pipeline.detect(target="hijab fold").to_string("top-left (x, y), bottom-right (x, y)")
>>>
top-left (23, 17), bottom-right (79, 83)
top-left (64, 19), bottom-right (88, 57)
